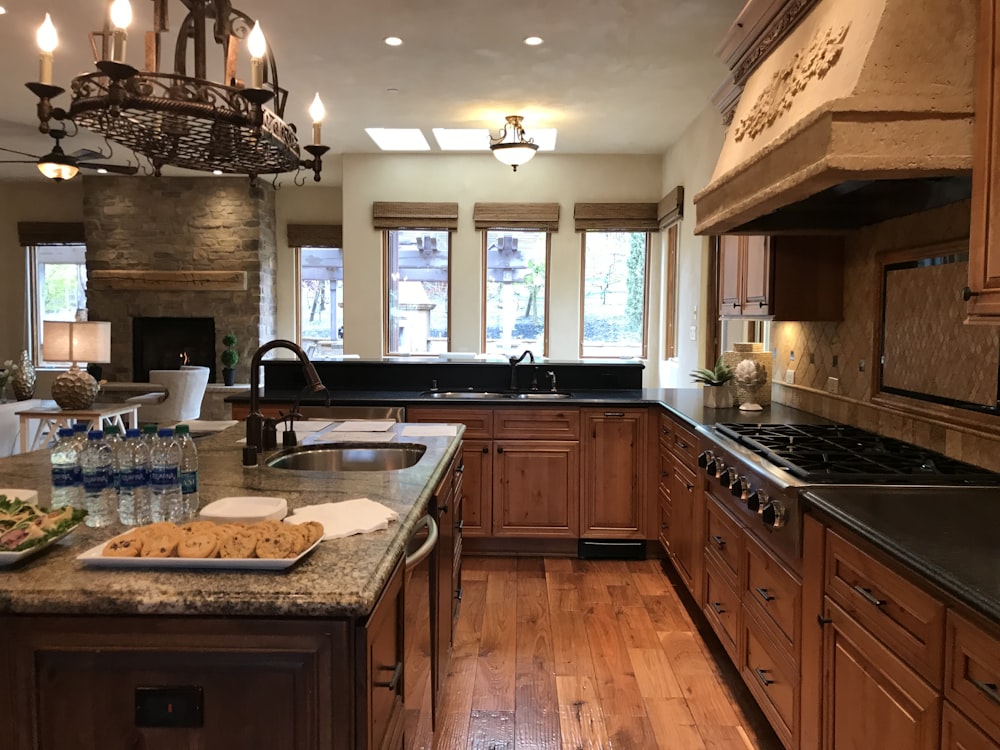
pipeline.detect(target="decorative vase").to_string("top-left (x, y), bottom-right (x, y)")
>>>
top-left (11, 350), bottom-right (36, 401)
top-left (703, 385), bottom-right (729, 408)
top-left (223, 368), bottom-right (236, 386)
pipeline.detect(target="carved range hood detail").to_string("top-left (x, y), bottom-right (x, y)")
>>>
top-left (695, 0), bottom-right (976, 235)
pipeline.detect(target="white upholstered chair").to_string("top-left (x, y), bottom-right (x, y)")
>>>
top-left (127, 366), bottom-right (210, 426)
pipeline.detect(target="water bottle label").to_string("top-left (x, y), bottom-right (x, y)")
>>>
top-left (180, 471), bottom-right (198, 495)
top-left (52, 466), bottom-right (77, 488)
top-left (73, 466), bottom-right (83, 483)
top-left (120, 468), bottom-right (143, 489)
top-left (82, 470), bottom-right (109, 492)
top-left (150, 466), bottom-right (179, 487)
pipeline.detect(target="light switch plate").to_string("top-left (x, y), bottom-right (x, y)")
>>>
top-left (784, 368), bottom-right (795, 384)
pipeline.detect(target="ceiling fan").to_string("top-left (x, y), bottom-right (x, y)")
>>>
top-left (0, 129), bottom-right (138, 181)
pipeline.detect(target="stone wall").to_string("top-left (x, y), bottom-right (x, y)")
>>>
top-left (82, 176), bottom-right (277, 384)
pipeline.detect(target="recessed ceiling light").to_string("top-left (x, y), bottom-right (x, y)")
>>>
top-left (432, 128), bottom-right (491, 151)
top-left (365, 128), bottom-right (430, 151)
top-left (384, 36), bottom-right (403, 46)
top-left (0, 7), bottom-right (7, 15)
top-left (96, 168), bottom-right (108, 174)
top-left (523, 36), bottom-right (543, 46)
top-left (212, 169), bottom-right (223, 175)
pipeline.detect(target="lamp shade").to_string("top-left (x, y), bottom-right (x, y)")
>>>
top-left (491, 142), bottom-right (538, 168)
top-left (43, 320), bottom-right (111, 363)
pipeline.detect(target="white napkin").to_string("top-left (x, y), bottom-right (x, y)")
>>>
top-left (284, 498), bottom-right (400, 540)
top-left (329, 420), bottom-right (396, 432)
top-left (302, 431), bottom-right (396, 445)
top-left (400, 424), bottom-right (458, 437)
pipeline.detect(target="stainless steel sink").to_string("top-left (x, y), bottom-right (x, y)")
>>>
top-left (511, 392), bottom-right (573, 399)
top-left (422, 391), bottom-right (508, 399)
top-left (265, 443), bottom-right (426, 471)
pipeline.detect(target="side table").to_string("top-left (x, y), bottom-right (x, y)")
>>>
top-left (16, 401), bottom-right (142, 453)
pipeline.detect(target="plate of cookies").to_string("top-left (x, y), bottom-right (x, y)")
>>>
top-left (76, 519), bottom-right (326, 570)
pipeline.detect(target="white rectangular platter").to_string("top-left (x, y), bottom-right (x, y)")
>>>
top-left (76, 536), bottom-right (321, 571)
top-left (0, 523), bottom-right (82, 567)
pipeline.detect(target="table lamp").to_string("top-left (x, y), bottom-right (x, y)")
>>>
top-left (43, 321), bottom-right (111, 410)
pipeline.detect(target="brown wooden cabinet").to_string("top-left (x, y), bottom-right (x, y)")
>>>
top-left (429, 448), bottom-right (463, 716)
top-left (658, 409), bottom-right (703, 597)
top-left (580, 408), bottom-right (648, 539)
top-left (3, 558), bottom-right (406, 750)
top-left (718, 234), bottom-right (844, 320)
top-left (968, 0), bottom-right (1000, 321)
top-left (655, 411), bottom-right (673, 555)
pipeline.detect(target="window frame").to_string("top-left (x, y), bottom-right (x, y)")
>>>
top-left (382, 227), bottom-right (453, 357)
top-left (480, 228), bottom-right (552, 357)
top-left (26, 242), bottom-right (89, 368)
top-left (578, 230), bottom-right (651, 360)
top-left (294, 244), bottom-right (345, 357)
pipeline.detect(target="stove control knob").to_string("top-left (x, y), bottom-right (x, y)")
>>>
top-left (747, 489), bottom-right (768, 514)
top-left (731, 475), bottom-right (747, 499)
top-left (725, 468), bottom-right (739, 489)
top-left (762, 500), bottom-right (787, 529)
top-left (697, 450), bottom-right (713, 469)
top-left (713, 458), bottom-right (727, 479)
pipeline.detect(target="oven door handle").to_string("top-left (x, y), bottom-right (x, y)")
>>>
top-left (405, 515), bottom-right (438, 570)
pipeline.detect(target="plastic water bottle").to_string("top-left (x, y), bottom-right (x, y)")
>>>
top-left (150, 428), bottom-right (183, 523)
top-left (80, 430), bottom-right (117, 527)
top-left (118, 429), bottom-right (152, 526)
top-left (50, 427), bottom-right (83, 510)
top-left (141, 423), bottom-right (158, 452)
top-left (175, 424), bottom-right (199, 519)
top-left (104, 425), bottom-right (124, 494)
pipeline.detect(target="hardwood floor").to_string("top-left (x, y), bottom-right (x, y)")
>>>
top-left (403, 556), bottom-right (784, 750)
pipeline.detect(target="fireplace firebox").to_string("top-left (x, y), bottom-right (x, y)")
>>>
top-left (133, 317), bottom-right (216, 383)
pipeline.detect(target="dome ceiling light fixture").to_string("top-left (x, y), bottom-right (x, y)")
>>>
top-left (25, 0), bottom-right (329, 184)
top-left (489, 115), bottom-right (539, 172)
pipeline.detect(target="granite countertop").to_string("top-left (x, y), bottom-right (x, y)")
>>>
top-left (0, 422), bottom-right (463, 619)
top-left (802, 486), bottom-right (1000, 622)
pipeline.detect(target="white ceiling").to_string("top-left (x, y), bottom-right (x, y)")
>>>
top-left (0, 0), bottom-right (743, 180)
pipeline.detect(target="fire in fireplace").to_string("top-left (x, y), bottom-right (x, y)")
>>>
top-left (133, 317), bottom-right (217, 382)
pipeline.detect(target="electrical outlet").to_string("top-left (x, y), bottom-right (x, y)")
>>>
top-left (785, 368), bottom-right (795, 384)
top-left (826, 376), bottom-right (840, 394)
top-left (689, 325), bottom-right (696, 341)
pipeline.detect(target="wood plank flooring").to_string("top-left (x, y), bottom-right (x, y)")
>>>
top-left (403, 557), bottom-right (783, 750)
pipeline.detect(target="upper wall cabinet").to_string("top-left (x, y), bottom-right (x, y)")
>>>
top-left (968, 0), bottom-right (1000, 322)
top-left (718, 235), bottom-right (844, 321)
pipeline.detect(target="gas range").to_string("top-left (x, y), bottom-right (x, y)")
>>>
top-left (695, 422), bottom-right (1000, 573)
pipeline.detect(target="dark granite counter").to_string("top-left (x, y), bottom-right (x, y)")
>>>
top-left (0, 423), bottom-right (463, 618)
top-left (802, 486), bottom-right (1000, 622)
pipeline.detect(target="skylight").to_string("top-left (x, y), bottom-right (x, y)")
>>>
top-left (365, 129), bottom-right (431, 151)
top-left (432, 128), bottom-right (558, 152)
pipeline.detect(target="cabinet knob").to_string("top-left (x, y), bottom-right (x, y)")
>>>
top-left (962, 286), bottom-right (980, 301)
top-left (496, 446), bottom-right (504, 454)
top-left (482, 446), bottom-right (489, 454)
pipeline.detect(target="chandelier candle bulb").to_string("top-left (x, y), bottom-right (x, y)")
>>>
top-left (109, 0), bottom-right (132, 63)
top-left (36, 14), bottom-right (58, 85)
top-left (248, 20), bottom-right (266, 88)
top-left (309, 93), bottom-right (325, 145)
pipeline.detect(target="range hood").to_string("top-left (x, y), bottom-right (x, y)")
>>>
top-left (694, 0), bottom-right (976, 235)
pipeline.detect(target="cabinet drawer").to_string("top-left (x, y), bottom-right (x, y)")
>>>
top-left (825, 528), bottom-right (945, 685)
top-left (658, 410), bottom-right (673, 447)
top-left (670, 421), bottom-right (699, 467)
top-left (745, 533), bottom-right (800, 659)
top-left (704, 559), bottom-right (740, 660)
top-left (658, 447), bottom-right (672, 494)
top-left (658, 494), bottom-right (670, 553)
top-left (493, 408), bottom-right (580, 439)
top-left (742, 605), bottom-right (797, 749)
top-left (946, 611), bottom-right (1000, 739)
top-left (942, 701), bottom-right (1000, 750)
top-left (406, 406), bottom-right (492, 439)
top-left (704, 491), bottom-right (742, 584)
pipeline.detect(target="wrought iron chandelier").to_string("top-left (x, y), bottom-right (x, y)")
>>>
top-left (26, 0), bottom-right (329, 183)
top-left (489, 115), bottom-right (538, 172)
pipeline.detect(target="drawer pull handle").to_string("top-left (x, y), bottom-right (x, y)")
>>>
top-left (711, 534), bottom-right (726, 549)
top-left (710, 601), bottom-right (725, 615)
top-left (971, 679), bottom-right (1000, 705)
top-left (755, 586), bottom-right (775, 602)
top-left (374, 662), bottom-right (403, 691)
top-left (853, 585), bottom-right (886, 607)
top-left (604, 412), bottom-right (625, 417)
top-left (457, 520), bottom-right (464, 531)
top-left (455, 587), bottom-right (463, 601)
top-left (753, 667), bottom-right (774, 687)
top-left (817, 614), bottom-right (833, 626)
top-left (678, 441), bottom-right (688, 449)
top-left (684, 482), bottom-right (695, 491)
top-left (662, 427), bottom-right (669, 435)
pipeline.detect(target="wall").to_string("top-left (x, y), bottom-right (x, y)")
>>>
top-left (770, 200), bottom-right (1000, 470)
top-left (658, 103), bottom-right (730, 387)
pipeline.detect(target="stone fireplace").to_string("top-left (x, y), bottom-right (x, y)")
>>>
top-left (82, 176), bottom-right (277, 383)
top-left (133, 316), bottom-right (217, 382)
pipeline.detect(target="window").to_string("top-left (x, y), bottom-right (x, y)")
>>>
top-left (297, 246), bottom-right (344, 358)
top-left (483, 230), bottom-right (548, 355)
top-left (580, 231), bottom-right (649, 358)
top-left (385, 229), bottom-right (450, 355)
top-left (28, 244), bottom-right (88, 366)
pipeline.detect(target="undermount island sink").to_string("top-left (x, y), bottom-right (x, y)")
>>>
top-left (421, 390), bottom-right (573, 400)
top-left (265, 443), bottom-right (427, 471)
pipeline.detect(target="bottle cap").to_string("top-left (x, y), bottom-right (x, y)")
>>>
top-left (242, 446), bottom-right (258, 467)
top-left (175, 424), bottom-right (190, 435)
top-left (142, 424), bottom-right (158, 434)
top-left (57, 427), bottom-right (74, 438)
top-left (157, 428), bottom-right (174, 437)
top-left (105, 426), bottom-right (120, 436)
top-left (87, 430), bottom-right (104, 440)
top-left (125, 428), bottom-right (141, 438)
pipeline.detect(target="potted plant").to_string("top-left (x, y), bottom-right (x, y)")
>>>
top-left (221, 333), bottom-right (239, 386)
top-left (690, 356), bottom-right (734, 408)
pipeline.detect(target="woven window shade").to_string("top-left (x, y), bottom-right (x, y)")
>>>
top-left (17, 222), bottom-right (86, 245)
top-left (658, 186), bottom-right (684, 230)
top-left (372, 202), bottom-right (459, 229)
top-left (574, 203), bottom-right (658, 232)
top-left (473, 203), bottom-right (560, 230)
top-left (287, 224), bottom-right (343, 247)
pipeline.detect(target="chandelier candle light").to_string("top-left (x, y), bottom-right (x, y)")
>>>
top-left (26, 0), bottom-right (329, 182)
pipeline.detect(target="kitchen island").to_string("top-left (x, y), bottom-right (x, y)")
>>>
top-left (0, 422), bottom-right (464, 750)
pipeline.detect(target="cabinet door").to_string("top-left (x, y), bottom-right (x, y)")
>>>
top-left (363, 560), bottom-right (406, 750)
top-left (719, 234), bottom-right (743, 315)
top-left (821, 598), bottom-right (941, 750)
top-left (581, 409), bottom-right (647, 539)
top-left (742, 235), bottom-right (771, 312)
top-left (459, 440), bottom-right (492, 537)
top-left (492, 440), bottom-right (579, 537)
top-left (968, 0), bottom-right (1000, 321)
top-left (667, 460), bottom-right (699, 595)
